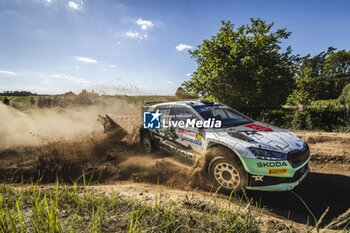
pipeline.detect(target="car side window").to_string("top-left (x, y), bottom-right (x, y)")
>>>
top-left (155, 105), bottom-right (171, 121)
top-left (172, 106), bottom-right (196, 121)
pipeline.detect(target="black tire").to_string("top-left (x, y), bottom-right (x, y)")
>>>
top-left (141, 132), bottom-right (155, 153)
top-left (207, 147), bottom-right (248, 194)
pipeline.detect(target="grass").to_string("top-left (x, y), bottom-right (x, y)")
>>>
top-left (0, 96), bottom-right (36, 110)
top-left (0, 179), bottom-right (349, 232)
top-left (0, 179), bottom-right (265, 233)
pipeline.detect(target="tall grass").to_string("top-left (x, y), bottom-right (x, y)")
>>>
top-left (0, 179), bottom-right (262, 232)
top-left (1, 180), bottom-right (348, 232)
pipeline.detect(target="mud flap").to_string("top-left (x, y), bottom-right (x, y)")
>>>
top-left (98, 114), bottom-right (127, 135)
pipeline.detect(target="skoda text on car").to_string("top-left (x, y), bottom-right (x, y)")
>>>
top-left (140, 100), bottom-right (310, 192)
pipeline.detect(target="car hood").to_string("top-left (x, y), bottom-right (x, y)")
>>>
top-left (215, 121), bottom-right (305, 152)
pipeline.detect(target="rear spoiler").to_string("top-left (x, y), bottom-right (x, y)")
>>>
top-left (143, 101), bottom-right (165, 107)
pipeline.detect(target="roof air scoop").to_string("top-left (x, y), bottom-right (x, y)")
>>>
top-left (199, 99), bottom-right (214, 105)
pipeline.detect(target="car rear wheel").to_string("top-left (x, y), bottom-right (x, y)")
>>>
top-left (208, 149), bottom-right (248, 194)
top-left (141, 133), bottom-right (154, 153)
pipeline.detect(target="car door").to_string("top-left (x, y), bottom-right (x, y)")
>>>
top-left (170, 105), bottom-right (206, 155)
top-left (151, 105), bottom-right (171, 146)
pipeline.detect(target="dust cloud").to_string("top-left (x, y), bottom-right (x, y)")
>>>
top-left (0, 100), bottom-right (140, 150)
top-left (0, 98), bottom-right (211, 191)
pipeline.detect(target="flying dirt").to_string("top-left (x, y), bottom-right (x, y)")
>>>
top-left (0, 102), bottom-right (349, 230)
top-left (0, 101), bottom-right (205, 189)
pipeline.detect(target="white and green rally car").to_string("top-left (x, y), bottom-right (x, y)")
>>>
top-left (140, 100), bottom-right (310, 192)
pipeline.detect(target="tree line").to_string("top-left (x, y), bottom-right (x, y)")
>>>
top-left (182, 18), bottom-right (350, 108)
top-left (0, 91), bottom-right (37, 96)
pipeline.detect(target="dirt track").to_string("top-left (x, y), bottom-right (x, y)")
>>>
top-left (0, 108), bottom-right (349, 230)
top-left (242, 131), bottom-right (350, 227)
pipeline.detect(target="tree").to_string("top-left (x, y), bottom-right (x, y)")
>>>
top-left (288, 48), bottom-right (350, 104)
top-left (323, 50), bottom-right (350, 98)
top-left (30, 97), bottom-right (35, 106)
top-left (287, 67), bottom-right (317, 105)
top-left (37, 96), bottom-right (44, 108)
top-left (182, 18), bottom-right (295, 108)
top-left (338, 83), bottom-right (350, 104)
top-left (175, 87), bottom-right (197, 99)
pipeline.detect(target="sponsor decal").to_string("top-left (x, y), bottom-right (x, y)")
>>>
top-left (177, 129), bottom-right (203, 145)
top-left (244, 123), bottom-right (273, 132)
top-left (257, 161), bottom-right (288, 168)
top-left (252, 175), bottom-right (264, 181)
top-left (169, 145), bottom-right (194, 160)
top-left (179, 136), bottom-right (202, 145)
top-left (196, 132), bottom-right (202, 142)
top-left (195, 105), bottom-right (231, 113)
top-left (268, 168), bottom-right (288, 175)
top-left (178, 128), bottom-right (184, 136)
top-left (143, 111), bottom-right (161, 129)
top-left (223, 128), bottom-right (234, 132)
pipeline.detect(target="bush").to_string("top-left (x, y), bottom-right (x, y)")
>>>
top-left (248, 105), bottom-right (350, 132)
top-left (310, 99), bottom-right (340, 106)
top-left (292, 111), bottom-right (308, 130)
top-left (339, 84), bottom-right (350, 104)
top-left (305, 106), bottom-right (350, 131)
top-left (260, 109), bottom-right (293, 128)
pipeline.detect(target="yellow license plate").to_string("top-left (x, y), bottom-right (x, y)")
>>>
top-left (268, 168), bottom-right (288, 175)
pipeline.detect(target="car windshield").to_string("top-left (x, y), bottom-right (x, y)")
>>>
top-left (194, 105), bottom-right (252, 127)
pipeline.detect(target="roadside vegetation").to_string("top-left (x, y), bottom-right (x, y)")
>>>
top-left (0, 179), bottom-right (266, 233)
top-left (179, 18), bottom-right (350, 132)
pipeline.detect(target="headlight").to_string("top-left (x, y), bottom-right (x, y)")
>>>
top-left (249, 147), bottom-right (287, 161)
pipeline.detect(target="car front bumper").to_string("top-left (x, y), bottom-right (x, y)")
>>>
top-left (246, 163), bottom-right (309, 191)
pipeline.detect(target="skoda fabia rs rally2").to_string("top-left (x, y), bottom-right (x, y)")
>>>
top-left (140, 100), bottom-right (310, 193)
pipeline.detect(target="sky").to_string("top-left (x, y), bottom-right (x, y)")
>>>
top-left (1, 0), bottom-right (350, 95)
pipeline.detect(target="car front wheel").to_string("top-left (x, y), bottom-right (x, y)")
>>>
top-left (208, 150), bottom-right (248, 194)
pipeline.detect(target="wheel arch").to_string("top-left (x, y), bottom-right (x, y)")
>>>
top-left (205, 143), bottom-right (249, 192)
top-left (205, 142), bottom-right (247, 174)
top-left (140, 128), bottom-right (152, 139)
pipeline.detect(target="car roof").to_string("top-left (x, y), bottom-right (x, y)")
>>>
top-left (152, 100), bottom-right (224, 108)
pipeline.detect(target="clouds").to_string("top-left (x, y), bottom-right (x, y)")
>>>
top-left (125, 31), bottom-right (141, 39)
top-left (76, 56), bottom-right (97, 63)
top-left (166, 81), bottom-right (174, 85)
top-left (176, 43), bottom-right (193, 51)
top-left (38, 0), bottom-right (83, 10)
top-left (0, 70), bottom-right (17, 76)
top-left (135, 18), bottom-right (153, 30)
top-left (68, 0), bottom-right (83, 10)
top-left (125, 31), bottom-right (148, 40)
top-left (50, 74), bottom-right (90, 84)
top-left (122, 18), bottom-right (153, 40)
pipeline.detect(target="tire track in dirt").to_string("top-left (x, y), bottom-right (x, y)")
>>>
top-left (246, 172), bottom-right (350, 228)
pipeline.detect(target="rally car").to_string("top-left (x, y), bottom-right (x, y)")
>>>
top-left (140, 100), bottom-right (310, 192)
